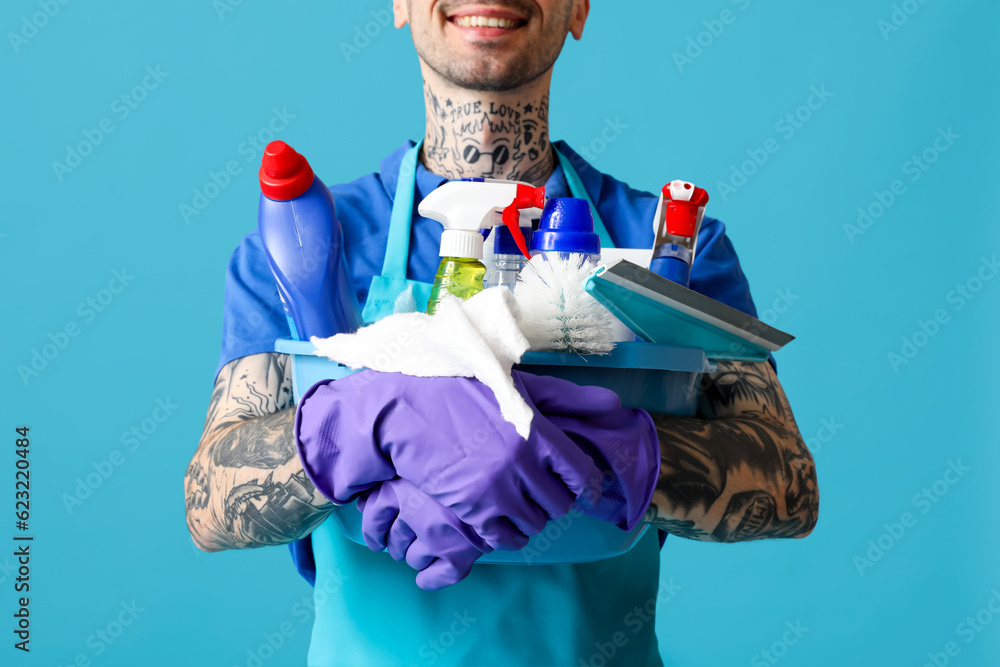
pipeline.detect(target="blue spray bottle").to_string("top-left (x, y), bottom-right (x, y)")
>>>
top-left (649, 180), bottom-right (709, 288)
top-left (257, 141), bottom-right (363, 339)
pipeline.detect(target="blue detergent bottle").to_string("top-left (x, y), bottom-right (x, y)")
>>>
top-left (529, 197), bottom-right (601, 268)
top-left (257, 141), bottom-right (362, 339)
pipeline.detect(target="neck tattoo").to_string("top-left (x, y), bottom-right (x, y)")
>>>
top-left (420, 82), bottom-right (555, 186)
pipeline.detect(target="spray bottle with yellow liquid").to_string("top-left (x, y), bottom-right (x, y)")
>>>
top-left (418, 179), bottom-right (544, 314)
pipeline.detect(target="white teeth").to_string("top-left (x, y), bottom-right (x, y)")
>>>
top-left (454, 15), bottom-right (518, 28)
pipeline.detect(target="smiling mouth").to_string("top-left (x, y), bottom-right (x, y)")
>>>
top-left (450, 14), bottom-right (526, 29)
top-left (446, 5), bottom-right (529, 33)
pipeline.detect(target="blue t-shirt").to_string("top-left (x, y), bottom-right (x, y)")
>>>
top-left (216, 140), bottom-right (766, 666)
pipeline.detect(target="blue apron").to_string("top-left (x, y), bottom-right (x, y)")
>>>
top-left (305, 143), bottom-right (664, 667)
top-left (359, 142), bottom-right (436, 323)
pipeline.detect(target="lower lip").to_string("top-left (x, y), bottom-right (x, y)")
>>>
top-left (447, 19), bottom-right (524, 38)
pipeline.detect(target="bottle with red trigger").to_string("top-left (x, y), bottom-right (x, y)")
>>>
top-left (649, 180), bottom-right (709, 288)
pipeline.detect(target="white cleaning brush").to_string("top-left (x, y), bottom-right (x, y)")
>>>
top-left (513, 254), bottom-right (617, 355)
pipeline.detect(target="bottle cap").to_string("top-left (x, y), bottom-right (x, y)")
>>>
top-left (661, 180), bottom-right (709, 239)
top-left (259, 141), bottom-right (315, 201)
top-left (494, 225), bottom-right (533, 256)
top-left (529, 197), bottom-right (600, 255)
top-left (440, 230), bottom-right (485, 259)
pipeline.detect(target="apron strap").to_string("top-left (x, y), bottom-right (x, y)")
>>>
top-left (380, 140), bottom-right (423, 280)
top-left (555, 147), bottom-right (615, 249)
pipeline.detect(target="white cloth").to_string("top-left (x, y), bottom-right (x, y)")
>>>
top-left (309, 287), bottom-right (534, 438)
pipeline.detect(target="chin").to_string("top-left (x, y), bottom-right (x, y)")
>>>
top-left (433, 50), bottom-right (543, 91)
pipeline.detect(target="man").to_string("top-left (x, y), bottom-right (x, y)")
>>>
top-left (184, 1), bottom-right (819, 664)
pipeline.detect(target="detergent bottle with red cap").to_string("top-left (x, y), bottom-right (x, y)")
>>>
top-left (257, 140), bottom-right (363, 340)
top-left (649, 180), bottom-right (710, 288)
top-left (418, 179), bottom-right (544, 314)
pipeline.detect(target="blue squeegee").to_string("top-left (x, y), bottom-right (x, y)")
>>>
top-left (584, 260), bottom-right (794, 362)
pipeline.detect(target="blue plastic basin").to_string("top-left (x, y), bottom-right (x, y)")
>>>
top-left (275, 338), bottom-right (714, 564)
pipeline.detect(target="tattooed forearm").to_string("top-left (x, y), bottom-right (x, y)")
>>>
top-left (201, 353), bottom-right (292, 436)
top-left (185, 353), bottom-right (333, 552)
top-left (185, 460), bottom-right (210, 512)
top-left (646, 517), bottom-right (710, 541)
top-left (643, 361), bottom-right (819, 542)
top-left (421, 81), bottom-right (554, 185)
top-left (698, 360), bottom-right (786, 421)
top-left (211, 408), bottom-right (298, 469)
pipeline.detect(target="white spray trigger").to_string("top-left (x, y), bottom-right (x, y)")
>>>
top-left (666, 180), bottom-right (696, 202)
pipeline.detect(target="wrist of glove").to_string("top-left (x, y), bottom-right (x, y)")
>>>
top-left (546, 409), bottom-right (659, 531)
top-left (520, 378), bottom-right (660, 532)
top-left (294, 376), bottom-right (395, 505)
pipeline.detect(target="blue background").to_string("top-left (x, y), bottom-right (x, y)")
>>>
top-left (3, 0), bottom-right (998, 665)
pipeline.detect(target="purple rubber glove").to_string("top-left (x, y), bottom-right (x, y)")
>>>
top-left (356, 478), bottom-right (492, 591)
top-left (294, 370), bottom-right (620, 550)
top-left (521, 377), bottom-right (661, 532)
